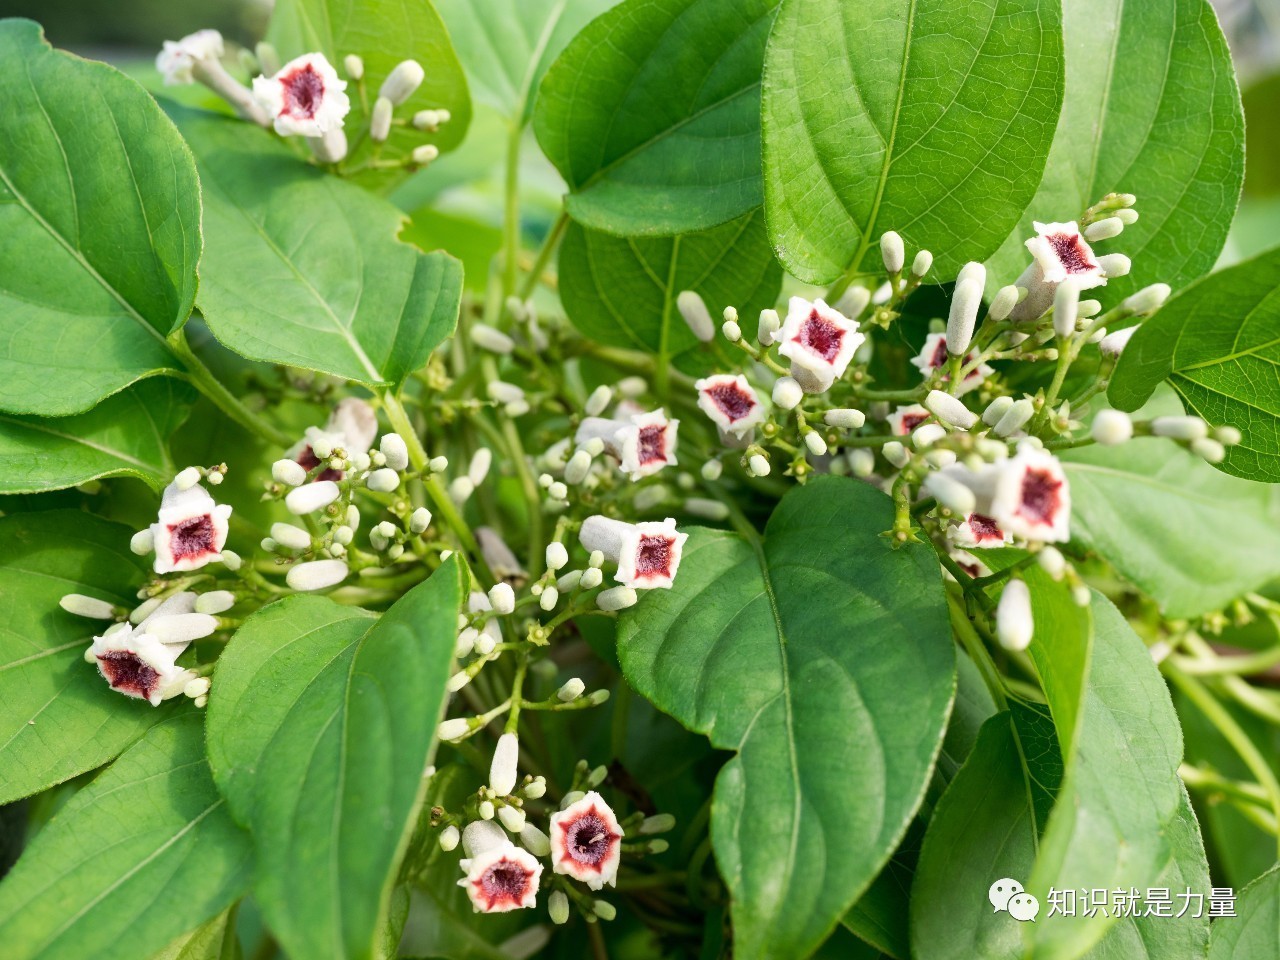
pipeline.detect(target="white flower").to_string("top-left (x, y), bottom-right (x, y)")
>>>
top-left (550, 791), bottom-right (624, 890)
top-left (574, 410), bottom-right (679, 480)
top-left (988, 445), bottom-right (1071, 543)
top-left (776, 297), bottom-right (865, 393)
top-left (149, 480), bottom-right (232, 574)
top-left (253, 53), bottom-right (350, 137)
top-left (89, 594), bottom-right (203, 706)
top-left (696, 374), bottom-right (765, 444)
top-left (460, 844), bottom-right (542, 913)
top-left (909, 333), bottom-right (993, 395)
top-left (287, 398), bottom-right (378, 481)
top-left (579, 516), bottom-right (688, 590)
top-left (1025, 221), bottom-right (1106, 288)
top-left (156, 29), bottom-right (224, 86)
top-left (948, 512), bottom-right (1011, 549)
top-left (886, 405), bottom-right (930, 437)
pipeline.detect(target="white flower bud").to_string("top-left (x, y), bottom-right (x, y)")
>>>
top-left (1096, 253), bottom-right (1131, 278)
top-left (370, 96), bottom-right (393, 142)
top-left (219, 550), bottom-right (242, 572)
top-left (557, 569), bottom-right (583, 592)
top-left (1192, 437), bottom-right (1226, 463)
top-left (439, 825), bottom-right (459, 851)
top-left (129, 597), bottom-right (162, 624)
top-left (882, 441), bottom-right (910, 468)
top-left (1099, 325), bottom-right (1137, 358)
top-left (446, 671), bottom-right (471, 693)
top-left (676, 290), bottom-right (715, 342)
top-left (911, 249), bottom-right (933, 278)
top-left (748, 454), bottom-right (771, 477)
top-left (546, 542), bottom-right (569, 572)
top-left (558, 677), bottom-right (585, 702)
top-left (924, 390), bottom-right (978, 430)
top-left (379, 59), bottom-right (424, 105)
top-left (804, 432), bottom-right (828, 456)
top-left (540, 586), bottom-right (559, 611)
top-left (581, 567), bottom-right (603, 589)
top-left (405, 507), bottom-right (431, 534)
top-left (59, 593), bottom-right (116, 619)
top-left (641, 813), bottom-right (677, 835)
top-left (548, 481), bottom-right (568, 501)
top-left (310, 128), bottom-right (348, 164)
top-left (772, 376), bottom-right (804, 410)
top-left (173, 466), bottom-right (202, 491)
top-left (923, 472), bottom-right (976, 515)
top-left (701, 459), bottom-right (724, 481)
top-left (1079, 299), bottom-right (1102, 319)
top-left (489, 381), bottom-right (526, 405)
top-left (1038, 546), bottom-right (1066, 580)
top-left (489, 732), bottom-right (519, 796)
top-left (881, 231), bottom-right (905, 273)
top-left (1052, 280), bottom-right (1079, 339)
top-left (521, 823), bottom-right (551, 856)
top-left (825, 408), bottom-right (866, 429)
top-left (272, 458), bottom-right (307, 486)
top-left (834, 286), bottom-right (871, 320)
top-left (996, 579), bottom-right (1034, 651)
top-left (478, 800), bottom-right (495, 820)
top-left (849, 448), bottom-right (875, 477)
top-left (757, 308), bottom-right (781, 344)
top-left (184, 676), bottom-right (212, 699)
top-left (946, 278), bottom-right (983, 356)
top-left (130, 528), bottom-right (155, 556)
top-left (993, 398), bottom-right (1035, 437)
top-left (987, 285), bottom-right (1019, 322)
top-left (722, 319), bottom-right (742, 342)
top-left (343, 54), bottom-right (364, 79)
top-left (1084, 217), bottom-right (1123, 242)
top-left (597, 586), bottom-right (638, 611)
top-left (449, 477), bottom-right (475, 503)
top-left (1091, 409), bottom-right (1133, 446)
top-left (565, 450), bottom-right (593, 485)
top-left (469, 449), bottom-right (492, 486)
top-left (585, 385), bottom-right (613, 417)
top-left (271, 522), bottom-right (312, 551)
top-left (549, 890), bottom-right (570, 925)
top-left (1216, 425), bottom-right (1242, 446)
top-left (437, 718), bottom-right (471, 742)
top-left (146, 613), bottom-right (219, 644)
top-left (982, 395), bottom-right (1014, 426)
top-left (195, 590), bottom-right (236, 614)
top-left (488, 582), bottom-right (515, 615)
top-left (617, 376), bottom-right (647, 398)
top-left (1152, 416), bottom-right (1208, 441)
top-left (957, 261), bottom-right (986, 290)
top-left (912, 423), bottom-right (946, 448)
top-left (285, 480), bottom-right (340, 515)
top-left (497, 805), bottom-right (526, 833)
top-left (471, 323), bottom-right (515, 354)
top-left (1123, 283), bottom-right (1171, 315)
top-left (379, 434), bottom-right (409, 471)
top-left (286, 559), bottom-right (349, 592)
top-left (523, 777), bottom-right (547, 800)
top-left (429, 456), bottom-right (449, 473)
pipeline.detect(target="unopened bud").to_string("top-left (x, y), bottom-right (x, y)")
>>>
top-left (439, 825), bottom-right (459, 851)
top-left (59, 594), bottom-right (116, 619)
top-left (946, 278), bottom-right (982, 356)
top-left (558, 678), bottom-right (585, 702)
top-left (923, 472), bottom-right (976, 516)
top-left (748, 453), bottom-right (771, 477)
top-left (286, 559), bottom-right (349, 592)
top-left (286, 480), bottom-right (340, 515)
top-left (911, 249), bottom-right (933, 278)
top-left (366, 468), bottom-right (400, 492)
top-left (379, 60), bottom-right (424, 105)
top-left (1091, 409), bottom-right (1133, 446)
top-left (996, 579), bottom-right (1033, 651)
top-left (772, 376), bottom-right (803, 410)
top-left (880, 231), bottom-right (905, 274)
top-left (272, 458), bottom-right (307, 486)
top-left (597, 586), bottom-right (638, 611)
top-left (993, 398), bottom-right (1035, 437)
top-left (825, 408), bottom-right (866, 429)
top-left (1096, 253), bottom-right (1131, 278)
top-left (924, 390), bottom-right (977, 430)
top-left (130, 528), bottom-right (155, 556)
top-left (488, 582), bottom-right (515, 615)
top-left (988, 285), bottom-right (1019, 322)
top-left (343, 54), bottom-right (363, 80)
top-left (1084, 217), bottom-right (1123, 242)
top-left (271, 522), bottom-right (312, 551)
top-left (195, 590), bottom-right (236, 614)
top-left (676, 290), bottom-right (714, 342)
top-left (1152, 416), bottom-right (1208, 441)
top-left (370, 96), bottom-right (393, 142)
top-left (1053, 280), bottom-right (1080, 339)
top-left (1122, 283), bottom-right (1171, 316)
top-left (549, 890), bottom-right (570, 924)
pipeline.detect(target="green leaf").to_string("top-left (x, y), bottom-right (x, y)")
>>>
top-left (436, 0), bottom-right (616, 124)
top-left (618, 477), bottom-right (955, 960)
top-left (1109, 245), bottom-right (1280, 482)
top-left (534, 0), bottom-right (778, 236)
top-left (559, 210), bottom-right (782, 357)
top-left (401, 208), bottom-right (502, 294)
top-left (761, 0), bottom-right (1064, 285)
top-left (0, 378), bottom-right (195, 494)
top-left (0, 511), bottom-right (171, 805)
top-left (267, 0), bottom-right (471, 161)
top-left (149, 908), bottom-right (239, 960)
top-left (207, 559), bottom-right (463, 960)
top-left (1209, 864), bottom-right (1280, 959)
top-left (170, 107), bottom-right (463, 392)
top-left (987, 0), bottom-right (1243, 301)
top-left (0, 714), bottom-right (252, 960)
top-left (1243, 74), bottom-right (1280, 200)
top-left (1062, 403), bottom-right (1280, 618)
top-left (0, 20), bottom-right (198, 416)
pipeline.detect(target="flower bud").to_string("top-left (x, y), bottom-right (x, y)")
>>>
top-left (912, 423), bottom-right (946, 448)
top-left (923, 472), bottom-right (976, 516)
top-left (1123, 283), bottom-right (1171, 315)
top-left (469, 449), bottom-right (493, 486)
top-left (676, 290), bottom-right (714, 342)
top-left (1192, 437), bottom-right (1226, 463)
top-left (772, 376), bottom-right (804, 410)
top-left (478, 800), bottom-right (495, 820)
top-left (701, 459), bottom-right (724, 481)
top-left (379, 59), bottom-right (424, 105)
top-left (565, 449), bottom-right (593, 485)
top-left (1215, 425), bottom-right (1242, 446)
top-left (849, 448), bottom-right (875, 477)
top-left (1099, 325), bottom-right (1137, 358)
top-left (523, 777), bottom-right (547, 800)
top-left (195, 590), bottom-right (236, 614)
top-left (439, 825), bottom-right (459, 851)
top-left (520, 823), bottom-right (551, 856)
top-left (286, 559), bottom-right (349, 592)
top-left (174, 466), bottom-right (201, 491)
top-left (881, 231), bottom-right (905, 274)
top-left (834, 285), bottom-right (871, 320)
top-left (379, 434), bottom-right (409, 471)
top-left (996, 579), bottom-right (1033, 651)
top-left (594, 900), bottom-right (617, 921)
top-left (558, 677), bottom-right (585, 702)
top-left (342, 54), bottom-right (363, 79)
top-left (1038, 546), bottom-right (1066, 580)
top-left (370, 96), bottom-right (393, 142)
top-left (470, 323), bottom-right (515, 354)
top-left (982, 395), bottom-right (1014, 426)
top-left (924, 390), bottom-right (977, 430)
top-left (449, 477), bottom-right (475, 503)
top-left (825, 408), bottom-right (866, 429)
top-left (597, 586), bottom-right (638, 611)
top-left (1053, 280), bottom-right (1080, 339)
top-left (546, 542), bottom-right (569, 572)
top-left (585, 385), bottom-right (613, 417)
top-left (1152, 416), bottom-right (1208, 441)
top-left (987, 285), bottom-right (1019, 322)
top-left (581, 567), bottom-right (603, 589)
top-left (911, 249), bottom-right (933, 278)
top-left (488, 582), bottom-right (515, 615)
top-left (1084, 217), bottom-right (1123, 241)
top-left (147, 613), bottom-right (219, 644)
top-left (271, 522), bottom-right (312, 551)
top-left (285, 480), bottom-right (340, 515)
top-left (130, 597), bottom-right (162, 624)
top-left (184, 676), bottom-right (212, 699)
top-left (497, 805), bottom-right (526, 833)
top-left (408, 507), bottom-right (432, 534)
top-left (272, 458), bottom-right (307, 486)
top-left (437, 718), bottom-right (471, 741)
top-left (946, 278), bottom-right (983, 356)
top-left (804, 431), bottom-right (828, 456)
top-left (757, 308), bottom-right (781, 344)
top-left (993, 398), bottom-right (1034, 437)
top-left (883, 441), bottom-right (910, 469)
top-left (748, 454), bottom-right (771, 477)
top-left (722, 318), bottom-right (742, 342)
top-left (488, 732), bottom-right (519, 796)
top-left (549, 890), bottom-right (570, 925)
top-left (1096, 253), bottom-right (1131, 278)
top-left (640, 813), bottom-right (676, 835)
top-left (540, 587), bottom-right (559, 611)
top-left (1091, 409), bottom-right (1133, 446)
top-left (130, 528), bottom-right (155, 556)
top-left (219, 550), bottom-right (242, 572)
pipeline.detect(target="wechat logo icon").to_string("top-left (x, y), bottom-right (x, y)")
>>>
top-left (990, 878), bottom-right (1040, 922)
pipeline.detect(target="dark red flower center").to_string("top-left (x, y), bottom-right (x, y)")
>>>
top-left (967, 513), bottom-right (1004, 543)
top-left (97, 650), bottom-right (160, 699)
top-left (1047, 232), bottom-right (1096, 274)
top-left (928, 338), bottom-right (981, 383)
top-left (473, 858), bottom-right (532, 910)
top-left (637, 425), bottom-right (668, 466)
top-left (794, 309), bottom-right (844, 362)
top-left (297, 445), bottom-right (343, 482)
top-left (1017, 469), bottom-right (1063, 525)
top-left (899, 412), bottom-right (929, 434)
top-left (560, 810), bottom-right (619, 870)
top-left (705, 382), bottom-right (756, 423)
top-left (280, 64), bottom-right (325, 119)
top-left (168, 514), bottom-right (217, 561)
top-left (635, 535), bottom-right (674, 579)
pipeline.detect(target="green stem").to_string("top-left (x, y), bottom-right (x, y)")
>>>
top-left (502, 120), bottom-right (522, 298)
top-left (169, 331), bottom-right (290, 447)
top-left (519, 211), bottom-right (569, 301)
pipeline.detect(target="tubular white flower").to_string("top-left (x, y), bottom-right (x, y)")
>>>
top-left (379, 434), bottom-right (410, 471)
top-left (90, 622), bottom-right (196, 706)
top-left (988, 444), bottom-right (1071, 542)
top-left (286, 559), bottom-right (349, 592)
top-left (676, 290), bottom-right (715, 342)
top-left (776, 297), bottom-right (865, 393)
top-left (1091, 409), bottom-right (1133, 446)
top-left (1096, 253), bottom-right (1131, 278)
top-left (150, 481), bottom-right (232, 574)
top-left (923, 473), bottom-right (976, 516)
top-left (925, 390), bottom-right (978, 430)
top-left (996, 580), bottom-right (1034, 651)
top-left (771, 376), bottom-right (804, 411)
top-left (1123, 283), bottom-right (1171, 315)
top-left (60, 594), bottom-right (117, 620)
top-left (597, 586), bottom-right (638, 611)
top-left (156, 29), bottom-right (224, 85)
top-left (550, 792), bottom-right (624, 890)
top-left (834, 285), bottom-right (872, 320)
top-left (910, 333), bottom-right (993, 395)
top-left (1152, 416), bottom-right (1208, 441)
top-left (946, 278), bottom-right (983, 357)
top-left (379, 59), bottom-right (424, 105)
top-left (1099, 325), bottom-right (1138, 358)
top-left (271, 522), bottom-right (312, 551)
top-left (195, 591), bottom-right (236, 615)
top-left (460, 844), bottom-right (542, 913)
top-left (580, 516), bottom-right (687, 590)
top-left (696, 374), bottom-right (765, 444)
top-left (253, 53), bottom-right (350, 136)
top-left (490, 733), bottom-right (520, 796)
top-left (1024, 221), bottom-right (1106, 288)
top-left (881, 231), bottom-right (905, 274)
top-left (886, 404), bottom-right (930, 437)
top-left (286, 480), bottom-right (341, 515)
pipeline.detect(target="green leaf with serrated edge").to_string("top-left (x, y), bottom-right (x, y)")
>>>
top-left (267, 0), bottom-right (471, 166)
top-left (436, 0), bottom-right (617, 125)
top-left (534, 0), bottom-right (778, 236)
top-left (0, 714), bottom-right (252, 960)
top-left (987, 0), bottom-right (1243, 303)
top-left (0, 378), bottom-right (195, 494)
top-left (1062, 393), bottom-right (1280, 618)
top-left (207, 559), bottom-right (462, 960)
top-left (618, 477), bottom-right (955, 960)
top-left (1208, 863), bottom-right (1280, 959)
top-left (1109, 245), bottom-right (1280, 482)
top-left (0, 511), bottom-right (172, 805)
top-left (169, 107), bottom-right (463, 391)
top-left (0, 20), bottom-right (197, 416)
top-left (761, 0), bottom-right (1063, 285)
top-left (559, 210), bottom-right (782, 356)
